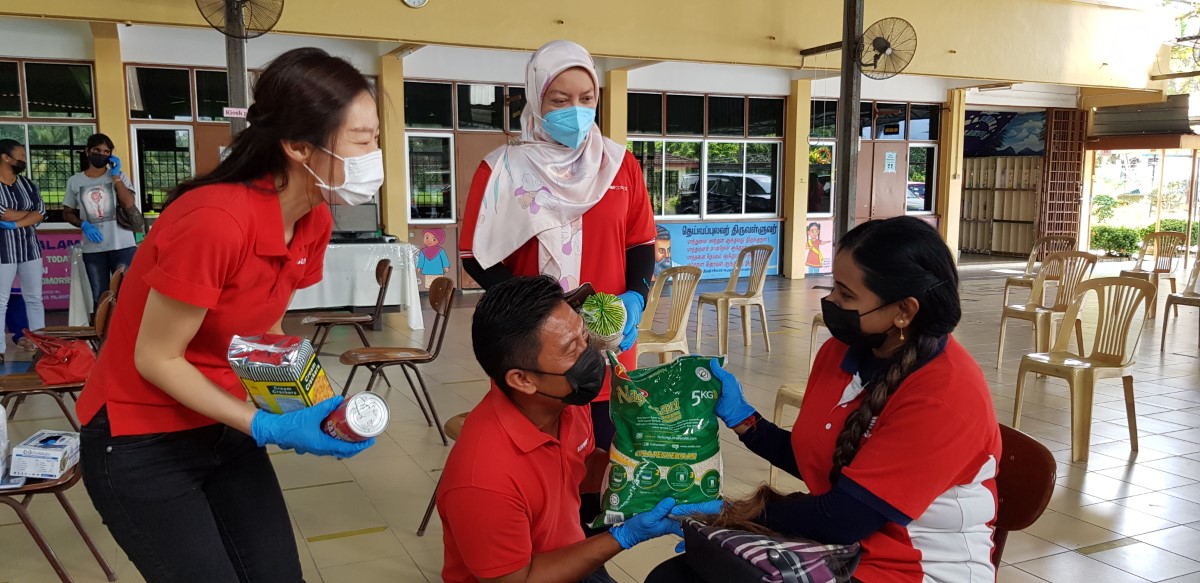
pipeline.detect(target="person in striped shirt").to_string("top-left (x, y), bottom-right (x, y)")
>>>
top-left (0, 139), bottom-right (47, 363)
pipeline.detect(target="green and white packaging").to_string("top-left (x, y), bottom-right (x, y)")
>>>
top-left (592, 354), bottom-right (724, 528)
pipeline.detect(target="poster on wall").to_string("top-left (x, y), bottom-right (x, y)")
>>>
top-left (654, 221), bottom-right (782, 281)
top-left (963, 111), bottom-right (1046, 158)
top-left (408, 226), bottom-right (458, 290)
top-left (800, 218), bottom-right (834, 276)
top-left (38, 232), bottom-right (82, 311)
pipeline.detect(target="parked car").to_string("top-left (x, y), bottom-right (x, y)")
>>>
top-left (907, 182), bottom-right (926, 211)
top-left (678, 173), bottom-right (776, 214)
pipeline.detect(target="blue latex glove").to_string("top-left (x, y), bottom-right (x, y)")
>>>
top-left (80, 221), bottom-right (103, 243)
top-left (609, 497), bottom-right (684, 550)
top-left (108, 155), bottom-right (122, 177)
top-left (617, 290), bottom-right (645, 352)
top-left (0, 221), bottom-right (16, 230)
top-left (250, 396), bottom-right (375, 458)
top-left (669, 499), bottom-right (727, 552)
top-left (712, 359), bottom-right (756, 428)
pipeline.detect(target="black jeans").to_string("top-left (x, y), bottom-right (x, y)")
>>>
top-left (82, 246), bottom-right (137, 306)
top-left (646, 555), bottom-right (865, 583)
top-left (80, 408), bottom-right (303, 583)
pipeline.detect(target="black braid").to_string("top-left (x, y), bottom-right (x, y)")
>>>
top-left (828, 334), bottom-right (941, 486)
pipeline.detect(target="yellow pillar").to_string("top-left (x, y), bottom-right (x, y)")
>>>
top-left (378, 52), bottom-right (408, 237)
top-left (89, 23), bottom-right (129, 162)
top-left (936, 88), bottom-right (966, 258)
top-left (601, 70), bottom-right (628, 144)
top-left (782, 79), bottom-right (812, 279)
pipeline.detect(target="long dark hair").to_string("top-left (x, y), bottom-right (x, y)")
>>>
top-left (827, 216), bottom-right (961, 485)
top-left (164, 47), bottom-right (371, 206)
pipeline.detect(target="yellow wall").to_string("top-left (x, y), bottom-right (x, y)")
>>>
top-left (936, 89), bottom-right (967, 257)
top-left (89, 23), bottom-right (130, 164)
top-left (377, 52), bottom-right (407, 237)
top-left (781, 79), bottom-right (811, 279)
top-left (601, 70), bottom-right (628, 145)
top-left (5, 0), bottom-right (1168, 91)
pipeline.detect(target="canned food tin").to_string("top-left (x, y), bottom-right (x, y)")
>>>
top-left (322, 393), bottom-right (389, 442)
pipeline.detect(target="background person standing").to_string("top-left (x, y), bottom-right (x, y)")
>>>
top-left (0, 139), bottom-right (46, 362)
top-left (64, 133), bottom-right (139, 306)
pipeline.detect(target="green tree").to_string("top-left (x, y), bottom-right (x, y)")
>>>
top-left (1092, 194), bottom-right (1118, 224)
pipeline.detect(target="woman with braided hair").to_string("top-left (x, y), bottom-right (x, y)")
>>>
top-left (648, 216), bottom-right (1002, 583)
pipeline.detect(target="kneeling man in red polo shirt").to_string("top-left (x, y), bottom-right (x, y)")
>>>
top-left (439, 275), bottom-right (683, 583)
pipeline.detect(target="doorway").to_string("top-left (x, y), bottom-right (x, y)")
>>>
top-left (856, 141), bottom-right (910, 223)
top-left (131, 126), bottom-right (195, 213)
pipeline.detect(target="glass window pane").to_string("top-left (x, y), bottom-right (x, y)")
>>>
top-left (408, 136), bottom-right (454, 220)
top-left (808, 143), bottom-right (834, 214)
top-left (136, 128), bottom-right (193, 211)
top-left (26, 123), bottom-right (94, 220)
top-left (0, 62), bottom-right (20, 117)
top-left (907, 145), bottom-right (935, 213)
top-left (404, 82), bottom-right (453, 129)
top-left (508, 87), bottom-right (525, 132)
top-left (748, 98), bottom-right (784, 137)
top-left (874, 102), bottom-right (906, 140)
top-left (628, 92), bottom-right (663, 135)
top-left (859, 102), bottom-right (873, 139)
top-left (457, 84), bottom-right (504, 131)
top-left (128, 67), bottom-right (192, 120)
top-left (705, 142), bottom-right (745, 215)
top-left (0, 124), bottom-right (23, 142)
top-left (196, 70), bottom-right (229, 122)
top-left (811, 100), bottom-right (837, 138)
top-left (628, 141), bottom-right (663, 214)
top-left (909, 103), bottom-right (940, 141)
top-left (26, 63), bottom-right (94, 118)
top-left (707, 96), bottom-right (745, 137)
top-left (666, 141), bottom-right (702, 215)
top-left (745, 142), bottom-right (779, 214)
top-left (666, 94), bottom-right (703, 136)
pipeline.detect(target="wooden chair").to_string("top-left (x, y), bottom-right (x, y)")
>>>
top-left (992, 424), bottom-right (1056, 569)
top-left (695, 245), bottom-right (775, 355)
top-left (996, 251), bottom-right (1096, 369)
top-left (107, 264), bottom-right (126, 299)
top-left (1012, 277), bottom-right (1156, 462)
top-left (636, 265), bottom-right (703, 364)
top-left (339, 276), bottom-right (455, 445)
top-left (303, 258), bottom-right (393, 354)
top-left (808, 313), bottom-right (826, 372)
top-left (1002, 235), bottom-right (1076, 305)
top-left (0, 466), bottom-right (117, 583)
top-left (1161, 268), bottom-right (1200, 351)
top-left (417, 411), bottom-right (469, 536)
top-left (768, 383), bottom-right (806, 488)
top-left (1119, 231), bottom-right (1186, 319)
top-left (35, 289), bottom-right (116, 350)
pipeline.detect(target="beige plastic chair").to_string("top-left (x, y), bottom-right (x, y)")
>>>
top-left (1120, 231), bottom-right (1186, 319)
top-left (1003, 235), bottom-right (1076, 305)
top-left (996, 251), bottom-right (1097, 369)
top-left (636, 265), bottom-right (703, 363)
top-left (695, 245), bottom-right (775, 355)
top-left (808, 313), bottom-right (826, 372)
top-left (1161, 268), bottom-right (1200, 351)
top-left (768, 383), bottom-right (806, 488)
top-left (1011, 277), bottom-right (1157, 462)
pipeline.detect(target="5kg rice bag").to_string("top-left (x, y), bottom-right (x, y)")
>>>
top-left (592, 354), bottom-right (724, 528)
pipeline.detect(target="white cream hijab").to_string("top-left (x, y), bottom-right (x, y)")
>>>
top-left (471, 40), bottom-right (627, 290)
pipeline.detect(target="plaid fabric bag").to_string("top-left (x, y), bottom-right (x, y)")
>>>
top-left (682, 518), bottom-right (861, 583)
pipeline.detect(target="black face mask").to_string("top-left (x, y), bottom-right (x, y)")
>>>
top-left (528, 348), bottom-right (608, 406)
top-left (88, 153), bottom-right (110, 170)
top-left (10, 160), bottom-right (26, 174)
top-left (821, 297), bottom-right (895, 350)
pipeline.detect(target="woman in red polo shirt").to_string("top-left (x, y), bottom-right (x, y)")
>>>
top-left (76, 48), bottom-right (379, 583)
top-left (649, 217), bottom-right (1002, 583)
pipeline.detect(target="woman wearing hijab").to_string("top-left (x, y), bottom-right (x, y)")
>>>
top-left (417, 227), bottom-right (451, 287)
top-left (460, 40), bottom-right (657, 457)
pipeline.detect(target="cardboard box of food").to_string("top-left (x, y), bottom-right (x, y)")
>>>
top-left (228, 334), bottom-right (335, 414)
top-left (11, 430), bottom-right (79, 480)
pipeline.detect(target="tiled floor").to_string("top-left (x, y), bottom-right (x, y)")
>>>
top-left (3, 257), bottom-right (1200, 583)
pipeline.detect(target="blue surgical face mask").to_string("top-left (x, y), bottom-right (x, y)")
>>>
top-left (541, 106), bottom-right (596, 149)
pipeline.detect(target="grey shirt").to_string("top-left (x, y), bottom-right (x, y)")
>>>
top-left (64, 171), bottom-right (138, 253)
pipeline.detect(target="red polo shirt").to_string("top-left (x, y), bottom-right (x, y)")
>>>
top-left (459, 150), bottom-right (657, 400)
top-left (438, 385), bottom-right (594, 582)
top-left (76, 177), bottom-right (332, 436)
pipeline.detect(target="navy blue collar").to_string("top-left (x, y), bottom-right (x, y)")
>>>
top-left (839, 335), bottom-right (950, 384)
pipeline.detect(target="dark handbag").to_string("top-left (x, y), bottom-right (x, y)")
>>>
top-left (22, 329), bottom-right (97, 385)
top-left (681, 518), bottom-right (861, 583)
top-left (115, 204), bottom-right (146, 232)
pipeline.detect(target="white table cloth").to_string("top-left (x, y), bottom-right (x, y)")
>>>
top-left (68, 242), bottom-right (424, 330)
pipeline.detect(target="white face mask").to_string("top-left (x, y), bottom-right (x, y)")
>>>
top-left (304, 147), bottom-right (384, 206)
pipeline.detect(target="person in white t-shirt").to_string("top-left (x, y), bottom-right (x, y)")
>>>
top-left (64, 133), bottom-right (139, 306)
